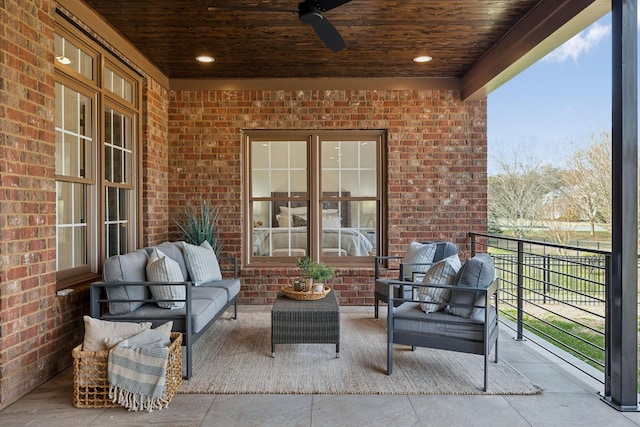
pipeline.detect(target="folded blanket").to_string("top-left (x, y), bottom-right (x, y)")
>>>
top-left (108, 328), bottom-right (171, 412)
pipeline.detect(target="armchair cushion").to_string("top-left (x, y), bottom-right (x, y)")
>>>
top-left (401, 242), bottom-right (437, 280)
top-left (448, 253), bottom-right (495, 318)
top-left (417, 254), bottom-right (461, 313)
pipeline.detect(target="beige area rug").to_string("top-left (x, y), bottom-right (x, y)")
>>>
top-left (178, 311), bottom-right (543, 395)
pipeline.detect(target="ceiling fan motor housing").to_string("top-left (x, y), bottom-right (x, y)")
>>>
top-left (298, 1), bottom-right (324, 23)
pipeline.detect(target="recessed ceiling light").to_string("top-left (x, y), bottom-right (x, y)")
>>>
top-left (196, 55), bottom-right (215, 63)
top-left (413, 55), bottom-right (433, 63)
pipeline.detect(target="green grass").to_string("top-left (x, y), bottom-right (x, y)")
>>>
top-left (502, 308), bottom-right (640, 391)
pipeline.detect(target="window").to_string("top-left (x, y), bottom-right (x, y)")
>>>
top-left (246, 130), bottom-right (386, 266)
top-left (54, 22), bottom-right (141, 284)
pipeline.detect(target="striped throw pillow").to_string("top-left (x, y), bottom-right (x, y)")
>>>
top-left (183, 241), bottom-right (222, 286)
top-left (146, 249), bottom-right (186, 309)
top-left (418, 254), bottom-right (461, 313)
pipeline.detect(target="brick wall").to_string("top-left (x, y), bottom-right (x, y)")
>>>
top-left (168, 89), bottom-right (488, 306)
top-left (0, 0), bottom-right (66, 409)
top-left (142, 78), bottom-right (170, 246)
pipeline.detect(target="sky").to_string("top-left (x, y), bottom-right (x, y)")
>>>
top-left (487, 12), bottom-right (615, 175)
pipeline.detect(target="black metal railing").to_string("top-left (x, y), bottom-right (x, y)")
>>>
top-left (469, 232), bottom-right (609, 388)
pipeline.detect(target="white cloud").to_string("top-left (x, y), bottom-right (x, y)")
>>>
top-left (543, 22), bottom-right (611, 63)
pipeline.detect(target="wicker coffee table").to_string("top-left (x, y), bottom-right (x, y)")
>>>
top-left (271, 289), bottom-right (340, 358)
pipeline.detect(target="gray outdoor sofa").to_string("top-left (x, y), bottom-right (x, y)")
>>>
top-left (89, 241), bottom-right (240, 379)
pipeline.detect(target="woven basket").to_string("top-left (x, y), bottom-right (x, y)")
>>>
top-left (73, 331), bottom-right (182, 408)
top-left (281, 284), bottom-right (331, 300)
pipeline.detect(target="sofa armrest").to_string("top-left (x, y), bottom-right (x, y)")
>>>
top-left (90, 281), bottom-right (193, 320)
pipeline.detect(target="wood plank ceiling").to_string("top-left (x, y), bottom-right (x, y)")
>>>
top-left (81, 0), bottom-right (545, 80)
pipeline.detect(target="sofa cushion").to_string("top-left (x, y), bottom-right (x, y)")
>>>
top-left (183, 241), bottom-right (222, 285)
top-left (102, 249), bottom-right (151, 315)
top-left (102, 287), bottom-right (228, 335)
top-left (198, 278), bottom-right (241, 302)
top-left (83, 315), bottom-right (152, 352)
top-left (401, 242), bottom-right (437, 281)
top-left (146, 249), bottom-right (186, 309)
top-left (418, 254), bottom-right (461, 313)
top-left (448, 253), bottom-right (495, 318)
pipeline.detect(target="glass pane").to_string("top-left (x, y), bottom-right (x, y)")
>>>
top-left (251, 141), bottom-right (270, 168)
top-left (57, 227), bottom-right (72, 270)
top-left (271, 170), bottom-right (290, 194)
top-left (270, 142), bottom-right (290, 169)
top-left (73, 226), bottom-right (87, 266)
top-left (107, 224), bottom-right (119, 257)
top-left (113, 147), bottom-right (122, 183)
top-left (252, 170), bottom-right (270, 197)
top-left (322, 168), bottom-right (340, 193)
top-left (112, 111), bottom-right (122, 147)
top-left (55, 34), bottom-right (93, 80)
top-left (57, 181), bottom-right (72, 224)
top-left (119, 188), bottom-right (128, 221)
top-left (119, 224), bottom-right (128, 254)
top-left (123, 115), bottom-right (132, 150)
top-left (107, 187), bottom-right (118, 221)
top-left (56, 182), bottom-right (87, 270)
top-left (339, 142), bottom-right (358, 168)
top-left (55, 82), bottom-right (62, 129)
top-left (252, 201), bottom-right (270, 228)
top-left (104, 145), bottom-right (113, 182)
top-left (104, 67), bottom-right (133, 103)
top-left (359, 170), bottom-right (377, 197)
top-left (290, 141), bottom-right (307, 169)
top-left (63, 87), bottom-right (79, 133)
top-left (55, 131), bottom-right (63, 174)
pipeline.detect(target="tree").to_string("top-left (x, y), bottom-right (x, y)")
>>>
top-left (488, 149), bottom-right (562, 238)
top-left (561, 132), bottom-right (612, 235)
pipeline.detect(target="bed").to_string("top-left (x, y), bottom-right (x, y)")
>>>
top-left (253, 193), bottom-right (374, 257)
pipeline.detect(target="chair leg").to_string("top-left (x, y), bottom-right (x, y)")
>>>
top-left (374, 296), bottom-right (379, 319)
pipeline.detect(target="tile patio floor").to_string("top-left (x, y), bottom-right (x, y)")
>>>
top-left (1, 306), bottom-right (639, 427)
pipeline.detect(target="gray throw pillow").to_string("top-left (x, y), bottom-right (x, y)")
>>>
top-left (103, 249), bottom-right (150, 315)
top-left (448, 253), bottom-right (495, 318)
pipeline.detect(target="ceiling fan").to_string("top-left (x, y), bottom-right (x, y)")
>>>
top-left (207, 1), bottom-right (352, 52)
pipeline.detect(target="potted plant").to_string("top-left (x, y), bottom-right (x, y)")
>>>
top-left (173, 199), bottom-right (223, 255)
top-left (295, 257), bottom-right (335, 291)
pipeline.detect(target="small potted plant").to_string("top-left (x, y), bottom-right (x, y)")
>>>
top-left (295, 257), bottom-right (335, 292)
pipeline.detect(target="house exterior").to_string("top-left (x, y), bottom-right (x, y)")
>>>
top-left (3, 0), bottom-right (635, 412)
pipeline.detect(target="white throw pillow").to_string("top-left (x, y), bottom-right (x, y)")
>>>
top-left (401, 242), bottom-right (438, 280)
top-left (183, 240), bottom-right (222, 285)
top-left (82, 316), bottom-right (152, 352)
top-left (103, 321), bottom-right (174, 349)
top-left (322, 213), bottom-right (341, 228)
top-left (146, 249), bottom-right (186, 309)
top-left (418, 254), bottom-right (462, 313)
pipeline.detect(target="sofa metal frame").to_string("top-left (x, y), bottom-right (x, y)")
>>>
top-left (90, 256), bottom-right (238, 379)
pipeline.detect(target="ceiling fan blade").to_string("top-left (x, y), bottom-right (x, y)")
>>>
top-left (309, 17), bottom-right (346, 52)
top-left (312, 0), bottom-right (352, 12)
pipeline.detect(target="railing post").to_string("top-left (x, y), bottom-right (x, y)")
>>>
top-left (516, 240), bottom-right (524, 341)
top-left (604, 254), bottom-right (611, 399)
top-left (543, 255), bottom-right (549, 304)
